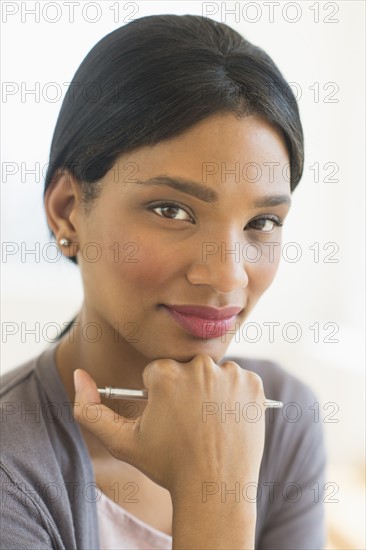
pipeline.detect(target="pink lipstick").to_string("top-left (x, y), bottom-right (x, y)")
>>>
top-left (161, 304), bottom-right (243, 339)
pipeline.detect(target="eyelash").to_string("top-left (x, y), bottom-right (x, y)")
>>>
top-left (148, 201), bottom-right (284, 232)
top-left (148, 201), bottom-right (195, 222)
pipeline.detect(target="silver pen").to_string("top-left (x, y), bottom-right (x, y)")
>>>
top-left (97, 386), bottom-right (283, 408)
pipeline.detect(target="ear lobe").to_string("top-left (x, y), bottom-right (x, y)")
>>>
top-left (44, 170), bottom-right (80, 245)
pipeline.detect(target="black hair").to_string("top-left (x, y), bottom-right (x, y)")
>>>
top-left (45, 14), bottom-right (303, 342)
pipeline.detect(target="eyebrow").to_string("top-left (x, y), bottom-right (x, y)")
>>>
top-left (135, 176), bottom-right (291, 207)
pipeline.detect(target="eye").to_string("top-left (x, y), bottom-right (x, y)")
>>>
top-left (148, 201), bottom-right (194, 222)
top-left (246, 215), bottom-right (283, 232)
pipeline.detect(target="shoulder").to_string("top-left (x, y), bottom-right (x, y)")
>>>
top-left (1, 353), bottom-right (41, 401)
top-left (1, 342), bottom-right (65, 410)
top-left (0, 345), bottom-right (77, 473)
top-left (0, 344), bottom-right (82, 458)
top-left (1, 351), bottom-right (49, 440)
top-left (1, 353), bottom-right (47, 444)
top-left (1, 350), bottom-right (55, 465)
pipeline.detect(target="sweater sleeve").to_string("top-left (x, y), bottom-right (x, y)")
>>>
top-left (1, 350), bottom-right (100, 550)
top-left (0, 465), bottom-right (57, 549)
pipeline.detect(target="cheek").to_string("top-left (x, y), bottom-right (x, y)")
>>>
top-left (77, 216), bottom-right (173, 298)
top-left (86, 210), bottom-right (174, 288)
top-left (246, 242), bottom-right (281, 293)
top-left (99, 236), bottom-right (176, 291)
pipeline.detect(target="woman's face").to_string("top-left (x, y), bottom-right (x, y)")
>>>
top-left (70, 113), bottom-right (291, 363)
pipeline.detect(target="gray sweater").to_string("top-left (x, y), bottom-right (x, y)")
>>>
top-left (0, 342), bottom-right (326, 549)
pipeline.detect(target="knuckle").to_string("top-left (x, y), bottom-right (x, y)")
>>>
top-left (220, 360), bottom-right (241, 371)
top-left (155, 357), bottom-right (178, 370)
top-left (144, 358), bottom-right (173, 377)
top-left (246, 370), bottom-right (264, 392)
top-left (143, 358), bottom-right (180, 390)
top-left (191, 353), bottom-right (216, 370)
top-left (220, 360), bottom-right (242, 381)
top-left (156, 359), bottom-right (181, 381)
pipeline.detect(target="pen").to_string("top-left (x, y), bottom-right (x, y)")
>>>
top-left (97, 386), bottom-right (283, 408)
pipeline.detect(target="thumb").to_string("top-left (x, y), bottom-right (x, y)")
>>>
top-left (73, 369), bottom-right (139, 462)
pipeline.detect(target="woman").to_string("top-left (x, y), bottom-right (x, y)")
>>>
top-left (1, 14), bottom-right (326, 550)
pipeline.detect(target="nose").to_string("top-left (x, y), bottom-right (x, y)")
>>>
top-left (186, 237), bottom-right (249, 294)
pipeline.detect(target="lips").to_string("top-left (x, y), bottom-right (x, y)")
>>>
top-left (160, 304), bottom-right (243, 339)
top-left (164, 304), bottom-right (244, 319)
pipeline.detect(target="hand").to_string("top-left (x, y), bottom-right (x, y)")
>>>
top-left (73, 354), bottom-right (266, 501)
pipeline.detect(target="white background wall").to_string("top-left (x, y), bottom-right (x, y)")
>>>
top-left (1, 2), bottom-right (365, 547)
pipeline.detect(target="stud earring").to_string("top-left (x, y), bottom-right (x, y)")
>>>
top-left (59, 238), bottom-right (71, 247)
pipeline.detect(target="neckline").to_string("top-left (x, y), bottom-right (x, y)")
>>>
top-left (97, 490), bottom-right (172, 541)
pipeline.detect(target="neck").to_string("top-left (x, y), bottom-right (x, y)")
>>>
top-left (55, 306), bottom-right (149, 419)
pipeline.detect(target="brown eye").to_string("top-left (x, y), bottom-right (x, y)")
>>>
top-left (149, 201), bottom-right (194, 222)
top-left (156, 206), bottom-right (188, 219)
top-left (247, 216), bottom-right (283, 232)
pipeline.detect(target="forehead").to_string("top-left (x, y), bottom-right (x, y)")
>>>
top-left (164, 113), bottom-right (289, 164)
top-left (110, 113), bottom-right (291, 196)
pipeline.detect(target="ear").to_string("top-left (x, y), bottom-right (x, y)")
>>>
top-left (44, 170), bottom-right (82, 257)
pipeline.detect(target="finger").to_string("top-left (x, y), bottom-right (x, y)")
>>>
top-left (142, 359), bottom-right (165, 392)
top-left (73, 369), bottom-right (139, 461)
top-left (142, 358), bottom-right (180, 392)
top-left (142, 361), bottom-right (154, 391)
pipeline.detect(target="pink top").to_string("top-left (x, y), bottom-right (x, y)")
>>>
top-left (97, 491), bottom-right (172, 549)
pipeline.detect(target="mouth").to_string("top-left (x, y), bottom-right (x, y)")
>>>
top-left (160, 305), bottom-right (243, 339)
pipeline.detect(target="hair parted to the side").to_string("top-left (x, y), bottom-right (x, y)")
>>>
top-left (44, 14), bottom-right (303, 341)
